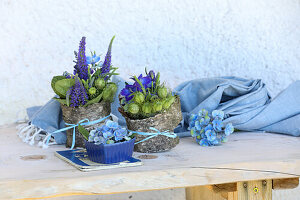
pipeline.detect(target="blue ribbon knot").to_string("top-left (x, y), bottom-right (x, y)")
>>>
top-left (131, 127), bottom-right (178, 144)
top-left (46, 115), bottom-right (110, 149)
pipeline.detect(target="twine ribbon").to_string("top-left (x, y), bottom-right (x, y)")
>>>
top-left (46, 115), bottom-right (110, 149)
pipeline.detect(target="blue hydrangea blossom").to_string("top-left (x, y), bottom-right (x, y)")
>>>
top-left (88, 120), bottom-right (133, 145)
top-left (189, 109), bottom-right (234, 146)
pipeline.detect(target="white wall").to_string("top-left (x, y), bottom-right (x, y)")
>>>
top-left (1, 0), bottom-right (300, 124)
top-left (1, 0), bottom-right (300, 125)
top-left (0, 0), bottom-right (300, 198)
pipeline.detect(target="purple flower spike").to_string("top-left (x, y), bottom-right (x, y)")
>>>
top-left (101, 36), bottom-right (115, 76)
top-left (74, 37), bottom-right (89, 80)
top-left (70, 78), bottom-right (89, 107)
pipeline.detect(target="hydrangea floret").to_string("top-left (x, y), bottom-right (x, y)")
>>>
top-left (79, 120), bottom-right (134, 145)
top-left (119, 69), bottom-right (177, 119)
top-left (51, 36), bottom-right (119, 107)
top-left (189, 109), bottom-right (234, 146)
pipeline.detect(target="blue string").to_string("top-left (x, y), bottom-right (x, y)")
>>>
top-left (46, 115), bottom-right (110, 149)
top-left (130, 127), bottom-right (177, 144)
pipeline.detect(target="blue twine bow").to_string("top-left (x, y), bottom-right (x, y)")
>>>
top-left (130, 127), bottom-right (177, 144)
top-left (46, 115), bottom-right (110, 149)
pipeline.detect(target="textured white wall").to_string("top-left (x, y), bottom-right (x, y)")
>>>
top-left (0, 0), bottom-right (300, 125)
top-left (0, 0), bottom-right (300, 198)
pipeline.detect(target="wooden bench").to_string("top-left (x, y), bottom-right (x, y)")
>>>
top-left (0, 125), bottom-right (299, 200)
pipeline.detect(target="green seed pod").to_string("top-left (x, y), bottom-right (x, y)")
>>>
top-left (102, 88), bottom-right (111, 101)
top-left (153, 101), bottom-right (163, 112)
top-left (150, 95), bottom-right (159, 102)
top-left (109, 83), bottom-right (118, 94)
top-left (133, 92), bottom-right (145, 104)
top-left (142, 102), bottom-right (152, 114)
top-left (157, 86), bottom-right (168, 99)
top-left (88, 87), bottom-right (97, 95)
top-left (102, 83), bottom-right (118, 102)
top-left (167, 95), bottom-right (175, 105)
top-left (95, 78), bottom-right (106, 90)
top-left (128, 103), bottom-right (140, 114)
top-left (163, 99), bottom-right (172, 110)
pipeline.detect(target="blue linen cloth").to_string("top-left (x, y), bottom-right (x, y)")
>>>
top-left (174, 77), bottom-right (300, 137)
top-left (25, 76), bottom-right (300, 145)
top-left (26, 99), bottom-right (67, 144)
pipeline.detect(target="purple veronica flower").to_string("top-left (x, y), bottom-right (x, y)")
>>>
top-left (73, 37), bottom-right (89, 80)
top-left (101, 41), bottom-right (112, 76)
top-left (69, 78), bottom-right (89, 107)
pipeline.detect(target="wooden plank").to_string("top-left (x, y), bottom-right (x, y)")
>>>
top-left (273, 178), bottom-right (299, 190)
top-left (207, 178), bottom-right (299, 194)
top-left (185, 186), bottom-right (226, 200)
top-left (211, 183), bottom-right (237, 193)
top-left (1, 126), bottom-right (300, 199)
top-left (237, 180), bottom-right (272, 200)
top-left (228, 192), bottom-right (237, 200)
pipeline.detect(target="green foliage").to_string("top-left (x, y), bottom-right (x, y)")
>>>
top-left (53, 97), bottom-right (68, 105)
top-left (54, 79), bottom-right (75, 98)
top-left (84, 93), bottom-right (103, 107)
top-left (133, 75), bottom-right (146, 95)
top-left (51, 76), bottom-right (67, 98)
top-left (78, 125), bottom-right (89, 141)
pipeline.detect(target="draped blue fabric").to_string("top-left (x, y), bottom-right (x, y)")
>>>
top-left (174, 77), bottom-right (300, 137)
top-left (26, 76), bottom-right (300, 144)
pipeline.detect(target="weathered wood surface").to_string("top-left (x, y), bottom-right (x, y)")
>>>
top-left (1, 125), bottom-right (300, 199)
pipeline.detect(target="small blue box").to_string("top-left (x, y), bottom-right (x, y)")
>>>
top-left (85, 138), bottom-right (135, 164)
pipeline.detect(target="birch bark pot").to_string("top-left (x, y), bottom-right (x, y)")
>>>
top-left (61, 101), bottom-right (111, 148)
top-left (119, 96), bottom-right (182, 153)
